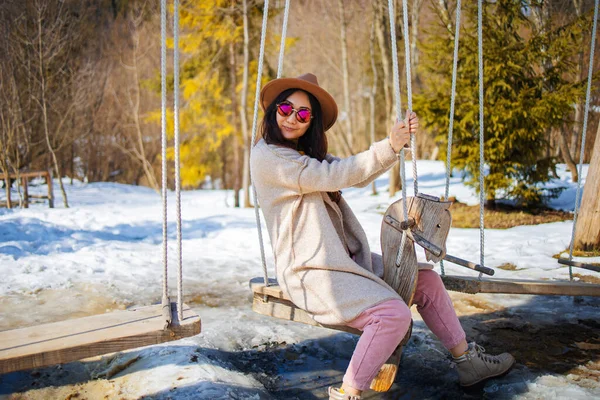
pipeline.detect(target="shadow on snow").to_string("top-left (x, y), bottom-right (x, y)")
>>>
top-left (0, 215), bottom-right (255, 260)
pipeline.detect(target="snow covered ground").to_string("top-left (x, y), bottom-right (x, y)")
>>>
top-left (0, 161), bottom-right (598, 399)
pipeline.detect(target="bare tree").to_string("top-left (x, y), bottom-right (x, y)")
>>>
top-left (337, 0), bottom-right (355, 149)
top-left (369, 7), bottom-right (379, 196)
top-left (0, 55), bottom-right (29, 208)
top-left (27, 1), bottom-right (75, 208)
top-left (112, 8), bottom-right (160, 191)
top-left (377, 0), bottom-right (403, 197)
top-left (410, 0), bottom-right (423, 85)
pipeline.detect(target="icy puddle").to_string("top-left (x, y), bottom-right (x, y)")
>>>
top-left (0, 283), bottom-right (131, 332)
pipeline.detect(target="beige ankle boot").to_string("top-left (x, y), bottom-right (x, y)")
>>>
top-left (328, 387), bottom-right (361, 400)
top-left (454, 342), bottom-right (515, 387)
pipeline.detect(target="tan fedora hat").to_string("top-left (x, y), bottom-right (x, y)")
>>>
top-left (260, 73), bottom-right (338, 132)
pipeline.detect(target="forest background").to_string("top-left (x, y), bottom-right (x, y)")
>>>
top-left (0, 1), bottom-right (598, 221)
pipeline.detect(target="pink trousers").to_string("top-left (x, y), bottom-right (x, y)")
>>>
top-left (343, 269), bottom-right (466, 390)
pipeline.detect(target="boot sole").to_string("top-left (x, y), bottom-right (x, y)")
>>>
top-left (459, 359), bottom-right (516, 388)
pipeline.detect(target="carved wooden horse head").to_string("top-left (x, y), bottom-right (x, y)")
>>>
top-left (383, 193), bottom-right (452, 263)
top-left (407, 194), bottom-right (452, 263)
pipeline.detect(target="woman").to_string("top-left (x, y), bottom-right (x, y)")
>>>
top-left (250, 73), bottom-right (514, 400)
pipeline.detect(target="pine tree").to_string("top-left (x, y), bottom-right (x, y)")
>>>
top-left (414, 0), bottom-right (592, 206)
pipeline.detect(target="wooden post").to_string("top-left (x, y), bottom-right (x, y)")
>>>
top-left (46, 170), bottom-right (54, 208)
top-left (4, 175), bottom-right (11, 209)
top-left (21, 176), bottom-right (29, 208)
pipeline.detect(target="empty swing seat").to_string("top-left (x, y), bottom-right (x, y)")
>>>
top-left (441, 275), bottom-right (600, 297)
top-left (0, 303), bottom-right (201, 374)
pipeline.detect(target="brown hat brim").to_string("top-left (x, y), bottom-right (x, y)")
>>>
top-left (260, 77), bottom-right (338, 132)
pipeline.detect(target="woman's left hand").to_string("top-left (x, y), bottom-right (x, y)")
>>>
top-left (389, 111), bottom-right (419, 153)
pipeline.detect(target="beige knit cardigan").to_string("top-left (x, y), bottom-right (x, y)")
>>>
top-left (250, 138), bottom-right (403, 326)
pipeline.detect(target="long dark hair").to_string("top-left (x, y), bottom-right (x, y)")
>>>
top-left (261, 88), bottom-right (341, 202)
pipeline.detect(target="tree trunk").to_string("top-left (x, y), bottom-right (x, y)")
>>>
top-left (240, 0), bottom-right (251, 208)
top-left (410, 0), bottom-right (422, 84)
top-left (3, 170), bottom-right (11, 209)
top-left (375, 2), bottom-right (391, 121)
top-left (557, 126), bottom-right (579, 183)
top-left (574, 120), bottom-right (600, 251)
top-left (570, 0), bottom-right (584, 161)
top-left (229, 8), bottom-right (241, 208)
top-left (381, 0), bottom-right (402, 197)
top-left (37, 7), bottom-right (68, 208)
top-left (130, 24), bottom-right (159, 192)
top-left (369, 10), bottom-right (378, 196)
top-left (337, 0), bottom-right (354, 149)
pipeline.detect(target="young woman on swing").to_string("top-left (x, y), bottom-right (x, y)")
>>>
top-left (250, 73), bottom-right (515, 400)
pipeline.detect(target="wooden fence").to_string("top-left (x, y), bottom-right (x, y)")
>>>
top-left (2, 171), bottom-right (54, 208)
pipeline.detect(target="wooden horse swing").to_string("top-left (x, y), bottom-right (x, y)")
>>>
top-left (249, 0), bottom-right (600, 393)
top-left (247, 0), bottom-right (495, 392)
top-left (249, 0), bottom-right (600, 394)
top-left (0, 0), bottom-right (200, 375)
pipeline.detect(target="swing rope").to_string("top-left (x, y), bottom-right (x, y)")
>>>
top-left (276, 0), bottom-right (291, 79)
top-left (160, 0), bottom-right (184, 321)
top-left (160, 0), bottom-right (170, 320)
top-left (440, 0), bottom-right (462, 277)
top-left (567, 0), bottom-right (599, 280)
top-left (401, 0), bottom-right (418, 197)
top-left (388, 0), bottom-right (410, 268)
top-left (249, 0), bottom-right (271, 287)
top-left (476, 0), bottom-right (486, 279)
top-left (391, 0), bottom-right (424, 268)
top-left (173, 0), bottom-right (183, 321)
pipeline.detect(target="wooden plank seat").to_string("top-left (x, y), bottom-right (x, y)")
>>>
top-left (0, 302), bottom-right (201, 375)
top-left (442, 275), bottom-right (600, 297)
top-left (250, 277), bottom-right (412, 392)
top-left (250, 277), bottom-right (360, 335)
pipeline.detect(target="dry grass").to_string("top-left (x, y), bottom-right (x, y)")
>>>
top-left (496, 263), bottom-right (521, 271)
top-left (449, 201), bottom-right (572, 229)
top-left (572, 273), bottom-right (600, 285)
top-left (552, 249), bottom-right (600, 259)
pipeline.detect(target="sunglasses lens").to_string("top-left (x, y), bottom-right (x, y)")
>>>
top-left (297, 109), bottom-right (311, 123)
top-left (277, 102), bottom-right (293, 116)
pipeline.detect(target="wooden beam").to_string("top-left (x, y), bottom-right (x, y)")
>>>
top-left (2, 171), bottom-right (51, 179)
top-left (557, 259), bottom-right (600, 273)
top-left (0, 303), bottom-right (201, 374)
top-left (442, 275), bottom-right (600, 296)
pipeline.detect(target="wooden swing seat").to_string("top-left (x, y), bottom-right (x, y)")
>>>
top-left (249, 277), bottom-right (360, 335)
top-left (442, 275), bottom-right (600, 296)
top-left (250, 276), bottom-right (411, 392)
top-left (0, 302), bottom-right (201, 375)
